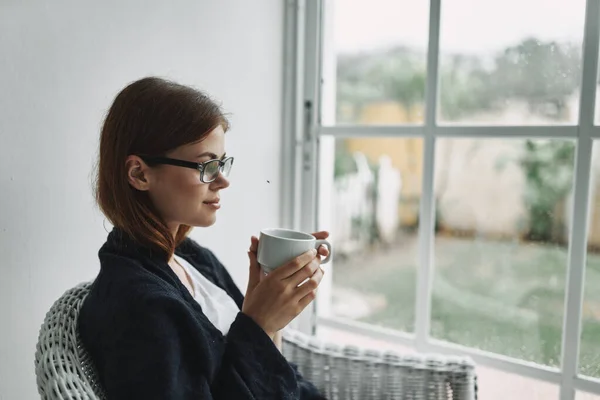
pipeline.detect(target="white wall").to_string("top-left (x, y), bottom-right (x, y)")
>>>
top-left (0, 1), bottom-right (284, 398)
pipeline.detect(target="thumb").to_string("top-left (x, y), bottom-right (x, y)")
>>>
top-left (246, 250), bottom-right (261, 294)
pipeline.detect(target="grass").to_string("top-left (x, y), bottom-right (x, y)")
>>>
top-left (331, 233), bottom-right (600, 377)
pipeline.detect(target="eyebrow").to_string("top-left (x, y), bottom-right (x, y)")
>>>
top-left (197, 152), bottom-right (226, 160)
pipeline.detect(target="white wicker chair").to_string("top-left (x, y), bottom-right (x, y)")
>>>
top-left (35, 283), bottom-right (106, 400)
top-left (35, 283), bottom-right (477, 400)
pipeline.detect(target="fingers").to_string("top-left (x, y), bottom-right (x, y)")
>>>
top-left (311, 231), bottom-right (330, 240)
top-left (270, 249), bottom-right (317, 280)
top-left (249, 236), bottom-right (269, 282)
top-left (317, 245), bottom-right (329, 258)
top-left (246, 250), bottom-right (261, 292)
top-left (286, 257), bottom-right (321, 287)
top-left (295, 267), bottom-right (324, 304)
top-left (250, 236), bottom-right (259, 253)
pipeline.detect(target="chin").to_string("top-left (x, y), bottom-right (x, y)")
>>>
top-left (191, 215), bottom-right (217, 228)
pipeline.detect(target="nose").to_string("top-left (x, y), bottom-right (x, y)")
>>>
top-left (210, 171), bottom-right (230, 190)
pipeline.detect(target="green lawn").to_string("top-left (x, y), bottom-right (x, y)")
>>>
top-left (332, 234), bottom-right (600, 377)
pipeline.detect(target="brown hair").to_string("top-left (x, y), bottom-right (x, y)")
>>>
top-left (95, 77), bottom-right (229, 259)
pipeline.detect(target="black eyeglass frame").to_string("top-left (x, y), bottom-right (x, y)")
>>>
top-left (139, 155), bottom-right (234, 183)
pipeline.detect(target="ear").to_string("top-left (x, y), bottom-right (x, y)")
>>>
top-left (125, 155), bottom-right (152, 191)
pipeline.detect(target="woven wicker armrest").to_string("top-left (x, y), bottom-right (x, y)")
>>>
top-left (282, 329), bottom-right (477, 400)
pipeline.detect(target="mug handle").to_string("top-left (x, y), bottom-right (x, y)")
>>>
top-left (314, 239), bottom-right (332, 264)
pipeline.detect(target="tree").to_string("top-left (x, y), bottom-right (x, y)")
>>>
top-left (491, 38), bottom-right (581, 120)
top-left (336, 47), bottom-right (426, 123)
top-left (369, 48), bottom-right (426, 122)
top-left (336, 38), bottom-right (582, 123)
top-left (438, 54), bottom-right (495, 121)
top-left (336, 52), bottom-right (385, 124)
top-left (519, 140), bottom-right (575, 243)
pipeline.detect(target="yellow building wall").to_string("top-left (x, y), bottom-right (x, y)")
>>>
top-left (351, 100), bottom-right (425, 125)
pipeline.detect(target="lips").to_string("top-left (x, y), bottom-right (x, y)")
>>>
top-left (204, 200), bottom-right (221, 210)
top-left (203, 197), bottom-right (221, 210)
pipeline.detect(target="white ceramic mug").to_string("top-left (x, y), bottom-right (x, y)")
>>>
top-left (257, 228), bottom-right (333, 273)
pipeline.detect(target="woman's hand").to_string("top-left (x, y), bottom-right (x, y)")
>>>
top-left (242, 231), bottom-right (330, 339)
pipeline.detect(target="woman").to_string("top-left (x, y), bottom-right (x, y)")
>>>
top-left (79, 77), bottom-right (329, 399)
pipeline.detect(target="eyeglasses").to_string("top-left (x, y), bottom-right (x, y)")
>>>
top-left (139, 156), bottom-right (234, 183)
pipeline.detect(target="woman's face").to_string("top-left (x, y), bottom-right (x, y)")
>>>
top-left (128, 125), bottom-right (230, 231)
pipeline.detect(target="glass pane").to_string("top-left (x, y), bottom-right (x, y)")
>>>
top-left (439, 0), bottom-right (585, 124)
top-left (432, 138), bottom-right (576, 366)
top-left (477, 367), bottom-right (559, 400)
top-left (581, 142), bottom-right (600, 378)
top-left (578, 392), bottom-right (600, 400)
top-left (596, 40), bottom-right (600, 124)
top-left (317, 326), bottom-right (416, 355)
top-left (324, 0), bottom-right (429, 125)
top-left (319, 137), bottom-right (423, 332)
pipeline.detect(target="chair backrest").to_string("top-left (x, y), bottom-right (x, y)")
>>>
top-left (35, 283), bottom-right (105, 400)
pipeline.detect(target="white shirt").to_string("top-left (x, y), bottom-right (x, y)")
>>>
top-left (174, 254), bottom-right (240, 335)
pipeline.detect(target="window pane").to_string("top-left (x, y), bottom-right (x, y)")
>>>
top-left (581, 142), bottom-right (600, 378)
top-left (324, 0), bottom-right (429, 125)
top-left (432, 138), bottom-right (576, 366)
top-left (439, 0), bottom-right (585, 124)
top-left (477, 367), bottom-right (559, 400)
top-left (317, 326), bottom-right (416, 355)
top-left (596, 40), bottom-right (600, 124)
top-left (319, 137), bottom-right (423, 332)
top-left (578, 392), bottom-right (600, 400)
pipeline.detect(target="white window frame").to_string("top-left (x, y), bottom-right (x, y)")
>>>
top-left (280, 0), bottom-right (600, 398)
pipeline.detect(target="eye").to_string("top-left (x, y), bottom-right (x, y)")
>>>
top-left (203, 160), bottom-right (221, 179)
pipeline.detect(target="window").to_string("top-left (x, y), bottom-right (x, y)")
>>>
top-left (290, 0), bottom-right (600, 398)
